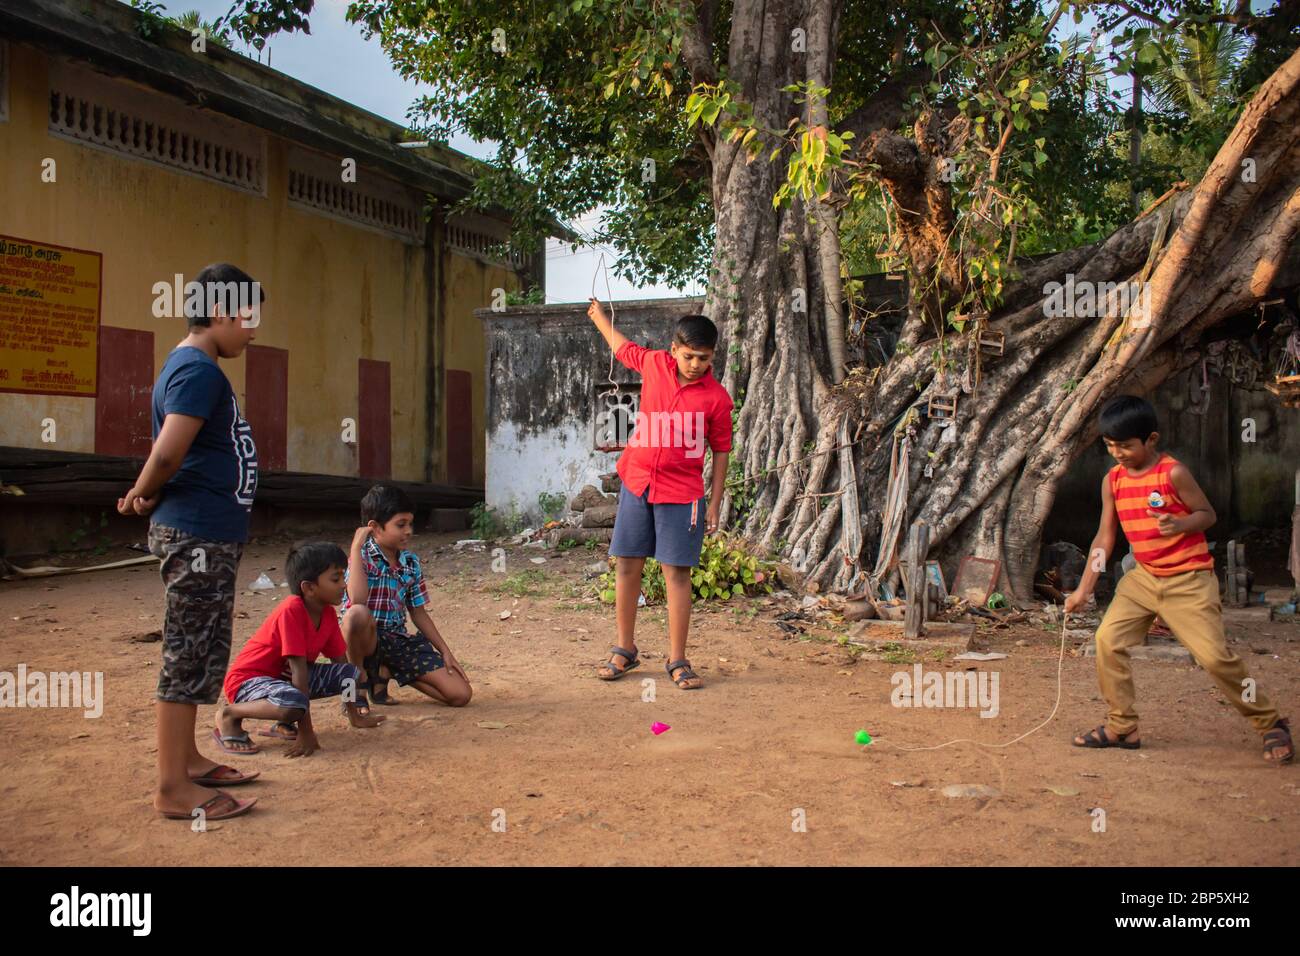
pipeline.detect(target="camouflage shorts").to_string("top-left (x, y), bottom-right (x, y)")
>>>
top-left (148, 524), bottom-right (244, 705)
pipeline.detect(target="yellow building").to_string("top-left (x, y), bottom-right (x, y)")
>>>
top-left (0, 0), bottom-right (570, 552)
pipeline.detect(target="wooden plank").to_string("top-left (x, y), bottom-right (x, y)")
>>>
top-left (846, 620), bottom-right (976, 651)
top-left (903, 520), bottom-right (929, 639)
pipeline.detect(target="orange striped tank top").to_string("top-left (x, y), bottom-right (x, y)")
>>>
top-left (1109, 453), bottom-right (1213, 576)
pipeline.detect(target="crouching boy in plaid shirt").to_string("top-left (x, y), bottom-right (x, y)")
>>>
top-left (340, 484), bottom-right (471, 709)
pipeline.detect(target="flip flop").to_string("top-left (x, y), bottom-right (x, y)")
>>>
top-left (190, 765), bottom-right (261, 787)
top-left (211, 727), bottom-right (261, 755)
top-left (160, 791), bottom-right (257, 821)
top-left (256, 722), bottom-right (298, 741)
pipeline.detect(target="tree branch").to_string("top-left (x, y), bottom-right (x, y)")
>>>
top-left (839, 66), bottom-right (931, 143)
top-left (679, 0), bottom-right (718, 86)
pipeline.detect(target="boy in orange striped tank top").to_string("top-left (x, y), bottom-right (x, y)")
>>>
top-left (1065, 396), bottom-right (1292, 763)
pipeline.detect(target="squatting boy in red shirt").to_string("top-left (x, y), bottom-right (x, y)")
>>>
top-left (586, 298), bottom-right (734, 690)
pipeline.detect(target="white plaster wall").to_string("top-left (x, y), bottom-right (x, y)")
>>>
top-left (486, 419), bottom-right (619, 522)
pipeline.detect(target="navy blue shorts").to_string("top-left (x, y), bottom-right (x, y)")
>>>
top-left (609, 485), bottom-right (707, 567)
top-left (372, 630), bottom-right (444, 686)
top-left (232, 662), bottom-right (360, 711)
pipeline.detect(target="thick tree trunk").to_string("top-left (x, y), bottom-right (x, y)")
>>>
top-left (711, 37), bottom-right (1300, 602)
top-left (704, 0), bottom-right (846, 560)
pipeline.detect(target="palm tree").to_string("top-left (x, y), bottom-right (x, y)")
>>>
top-left (1148, 2), bottom-right (1249, 119)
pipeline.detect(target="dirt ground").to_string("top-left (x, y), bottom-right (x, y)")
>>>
top-left (1, 529), bottom-right (1297, 866)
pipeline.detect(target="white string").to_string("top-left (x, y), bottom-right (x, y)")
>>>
top-left (870, 606), bottom-right (1069, 752)
top-left (592, 251), bottom-right (619, 397)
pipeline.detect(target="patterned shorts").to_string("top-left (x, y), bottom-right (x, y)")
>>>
top-left (372, 629), bottom-right (444, 687)
top-left (232, 662), bottom-right (361, 712)
top-left (149, 523), bottom-right (243, 705)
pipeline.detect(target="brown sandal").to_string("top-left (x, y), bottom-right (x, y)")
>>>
top-left (1073, 724), bottom-right (1140, 749)
top-left (160, 791), bottom-right (257, 821)
top-left (1263, 718), bottom-right (1294, 764)
top-left (190, 764), bottom-right (261, 787)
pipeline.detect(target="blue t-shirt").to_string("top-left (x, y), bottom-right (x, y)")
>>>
top-left (149, 346), bottom-right (258, 543)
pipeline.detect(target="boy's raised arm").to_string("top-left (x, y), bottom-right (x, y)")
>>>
top-left (1065, 475), bottom-right (1119, 613)
top-left (587, 298), bottom-right (631, 355)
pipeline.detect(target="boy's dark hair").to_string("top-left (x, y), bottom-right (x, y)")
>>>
top-left (188, 262), bottom-right (264, 328)
top-left (286, 541), bottom-right (348, 597)
top-left (361, 484), bottom-right (416, 527)
top-left (674, 314), bottom-right (718, 350)
top-left (1099, 394), bottom-right (1159, 442)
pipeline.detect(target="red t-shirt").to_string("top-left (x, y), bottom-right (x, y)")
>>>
top-left (614, 342), bottom-right (734, 504)
top-left (223, 595), bottom-right (348, 701)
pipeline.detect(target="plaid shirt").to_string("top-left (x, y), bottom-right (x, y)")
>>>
top-left (341, 536), bottom-right (429, 635)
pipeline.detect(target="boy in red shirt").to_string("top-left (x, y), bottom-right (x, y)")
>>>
top-left (219, 542), bottom-right (384, 758)
top-left (586, 299), bottom-right (734, 690)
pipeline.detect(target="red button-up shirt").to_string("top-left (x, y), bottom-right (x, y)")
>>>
top-left (614, 341), bottom-right (734, 504)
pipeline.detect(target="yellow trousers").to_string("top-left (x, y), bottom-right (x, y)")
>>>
top-left (1094, 564), bottom-right (1280, 734)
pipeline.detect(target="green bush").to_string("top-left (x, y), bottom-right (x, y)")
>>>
top-left (503, 500), bottom-right (526, 534)
top-left (596, 535), bottom-right (776, 605)
top-left (537, 491), bottom-right (567, 522)
top-left (469, 502), bottom-right (504, 539)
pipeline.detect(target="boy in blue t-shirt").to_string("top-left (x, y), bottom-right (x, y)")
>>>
top-left (117, 263), bottom-right (264, 823)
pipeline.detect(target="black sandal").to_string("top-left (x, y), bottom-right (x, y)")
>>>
top-left (1263, 718), bottom-right (1294, 764)
top-left (1073, 724), bottom-right (1140, 749)
top-left (597, 646), bottom-right (640, 680)
top-left (666, 659), bottom-right (702, 690)
top-left (365, 656), bottom-right (399, 706)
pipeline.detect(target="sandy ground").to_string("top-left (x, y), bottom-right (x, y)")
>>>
top-left (1, 529), bottom-right (1297, 866)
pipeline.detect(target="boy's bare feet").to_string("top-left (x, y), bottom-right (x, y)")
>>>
top-left (215, 705), bottom-right (257, 754)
